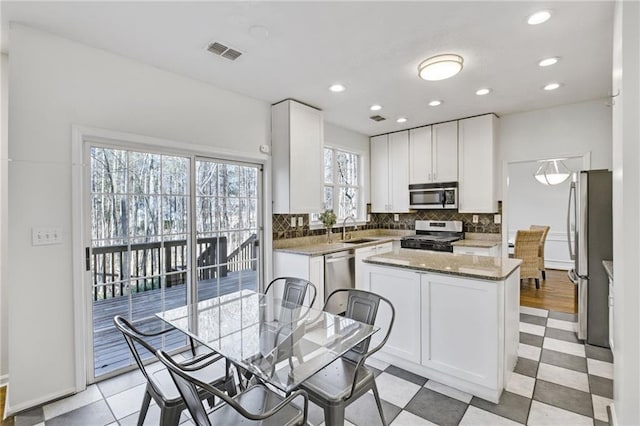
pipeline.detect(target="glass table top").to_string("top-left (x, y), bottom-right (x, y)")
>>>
top-left (156, 290), bottom-right (379, 393)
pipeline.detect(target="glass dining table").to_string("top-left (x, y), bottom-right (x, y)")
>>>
top-left (156, 289), bottom-right (379, 394)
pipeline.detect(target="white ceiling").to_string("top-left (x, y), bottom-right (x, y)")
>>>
top-left (1, 1), bottom-right (614, 136)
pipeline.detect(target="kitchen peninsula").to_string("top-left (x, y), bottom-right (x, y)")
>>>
top-left (362, 249), bottom-right (521, 403)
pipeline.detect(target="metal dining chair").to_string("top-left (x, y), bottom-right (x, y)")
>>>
top-left (297, 288), bottom-right (395, 426)
top-left (239, 277), bottom-right (317, 389)
top-left (157, 349), bottom-right (309, 426)
top-left (113, 316), bottom-right (236, 426)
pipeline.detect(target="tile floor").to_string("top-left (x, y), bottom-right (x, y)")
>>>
top-left (12, 306), bottom-right (613, 426)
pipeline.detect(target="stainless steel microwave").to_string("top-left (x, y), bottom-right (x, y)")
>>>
top-left (409, 182), bottom-right (458, 209)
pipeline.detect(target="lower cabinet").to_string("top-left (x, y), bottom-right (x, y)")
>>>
top-left (362, 262), bottom-right (520, 403)
top-left (273, 252), bottom-right (324, 310)
top-left (452, 244), bottom-right (501, 257)
top-left (367, 266), bottom-right (422, 364)
top-left (355, 242), bottom-right (393, 290)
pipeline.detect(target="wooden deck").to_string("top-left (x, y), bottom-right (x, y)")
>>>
top-left (93, 269), bottom-right (258, 377)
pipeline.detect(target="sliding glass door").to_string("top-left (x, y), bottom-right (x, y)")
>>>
top-left (87, 144), bottom-right (262, 381)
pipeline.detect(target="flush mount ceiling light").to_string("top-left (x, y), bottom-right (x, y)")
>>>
top-left (528, 10), bottom-right (551, 25)
top-left (544, 82), bottom-right (561, 91)
top-left (418, 54), bottom-right (464, 81)
top-left (534, 159), bottom-right (571, 185)
top-left (329, 83), bottom-right (346, 92)
top-left (396, 117), bottom-right (408, 123)
top-left (538, 57), bottom-right (559, 67)
top-left (428, 100), bottom-right (442, 106)
top-left (476, 88), bottom-right (491, 96)
top-left (370, 104), bottom-right (382, 111)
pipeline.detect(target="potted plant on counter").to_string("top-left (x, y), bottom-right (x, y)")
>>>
top-left (319, 209), bottom-right (337, 243)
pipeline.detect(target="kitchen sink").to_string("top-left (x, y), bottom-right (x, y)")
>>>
top-left (342, 238), bottom-right (378, 245)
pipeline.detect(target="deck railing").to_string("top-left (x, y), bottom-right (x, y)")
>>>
top-left (92, 234), bottom-right (258, 300)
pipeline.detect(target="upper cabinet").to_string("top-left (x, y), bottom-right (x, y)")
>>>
top-left (409, 122), bottom-right (458, 184)
top-left (272, 100), bottom-right (324, 214)
top-left (370, 131), bottom-right (410, 213)
top-left (458, 114), bottom-right (498, 213)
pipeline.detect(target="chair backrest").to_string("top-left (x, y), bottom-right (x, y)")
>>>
top-left (324, 289), bottom-right (395, 364)
top-left (514, 229), bottom-right (545, 279)
top-left (265, 277), bottom-right (317, 310)
top-left (112, 316), bottom-right (164, 396)
top-left (157, 350), bottom-right (216, 426)
top-left (530, 225), bottom-right (551, 257)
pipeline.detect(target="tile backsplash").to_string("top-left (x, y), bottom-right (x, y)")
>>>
top-left (273, 203), bottom-right (501, 241)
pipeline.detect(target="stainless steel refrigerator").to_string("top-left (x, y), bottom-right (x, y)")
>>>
top-left (567, 170), bottom-right (612, 347)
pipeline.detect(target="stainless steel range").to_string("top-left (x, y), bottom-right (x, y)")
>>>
top-left (401, 220), bottom-right (464, 252)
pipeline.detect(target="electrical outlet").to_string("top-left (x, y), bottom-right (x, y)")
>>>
top-left (297, 216), bottom-right (304, 227)
top-left (32, 227), bottom-right (62, 246)
top-left (394, 214), bottom-right (400, 222)
top-left (472, 215), bottom-right (479, 223)
top-left (494, 214), bottom-right (501, 224)
top-left (290, 217), bottom-right (296, 228)
top-left (367, 214), bottom-right (371, 222)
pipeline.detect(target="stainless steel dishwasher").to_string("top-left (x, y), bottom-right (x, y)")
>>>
top-left (324, 249), bottom-right (356, 314)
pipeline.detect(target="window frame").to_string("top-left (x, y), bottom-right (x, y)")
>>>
top-left (310, 145), bottom-right (366, 228)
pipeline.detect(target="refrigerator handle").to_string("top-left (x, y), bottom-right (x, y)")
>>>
top-left (577, 173), bottom-right (589, 278)
top-left (567, 182), bottom-right (576, 261)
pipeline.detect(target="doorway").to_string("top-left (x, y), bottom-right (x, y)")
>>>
top-left (85, 143), bottom-right (262, 382)
top-left (504, 155), bottom-right (589, 313)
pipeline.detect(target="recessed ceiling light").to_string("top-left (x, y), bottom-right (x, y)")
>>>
top-left (396, 117), bottom-right (408, 123)
top-left (528, 10), bottom-right (551, 25)
top-left (475, 88), bottom-right (491, 96)
top-left (418, 54), bottom-right (464, 81)
top-left (370, 104), bottom-right (382, 111)
top-left (428, 100), bottom-right (442, 107)
top-left (538, 57), bottom-right (559, 67)
top-left (544, 82), bottom-right (561, 91)
top-left (329, 84), bottom-right (346, 92)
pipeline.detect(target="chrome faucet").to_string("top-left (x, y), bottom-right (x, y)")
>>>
top-left (342, 216), bottom-right (357, 240)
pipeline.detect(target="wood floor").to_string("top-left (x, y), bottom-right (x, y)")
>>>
top-left (520, 268), bottom-right (577, 314)
top-left (0, 386), bottom-right (12, 426)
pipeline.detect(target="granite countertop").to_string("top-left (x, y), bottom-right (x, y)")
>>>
top-left (451, 239), bottom-right (501, 248)
top-left (602, 260), bottom-right (613, 280)
top-left (363, 248), bottom-right (522, 281)
top-left (274, 236), bottom-right (397, 256)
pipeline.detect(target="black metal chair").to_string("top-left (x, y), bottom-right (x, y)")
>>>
top-left (157, 349), bottom-right (309, 426)
top-left (113, 316), bottom-right (236, 426)
top-left (297, 288), bottom-right (395, 426)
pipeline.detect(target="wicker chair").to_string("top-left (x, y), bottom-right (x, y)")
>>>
top-left (530, 225), bottom-right (551, 280)
top-left (514, 229), bottom-right (545, 289)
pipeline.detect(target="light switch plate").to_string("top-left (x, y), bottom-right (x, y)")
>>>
top-left (394, 214), bottom-right (400, 222)
top-left (290, 217), bottom-right (296, 228)
top-left (32, 227), bottom-right (62, 246)
top-left (297, 216), bottom-right (304, 227)
top-left (472, 215), bottom-right (479, 223)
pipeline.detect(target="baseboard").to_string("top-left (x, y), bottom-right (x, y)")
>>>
top-left (545, 260), bottom-right (572, 271)
top-left (3, 386), bottom-right (76, 418)
top-left (0, 375), bottom-right (8, 387)
top-left (607, 403), bottom-right (618, 426)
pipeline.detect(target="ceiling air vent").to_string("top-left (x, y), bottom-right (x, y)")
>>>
top-left (207, 41), bottom-right (243, 61)
top-left (370, 115), bottom-right (386, 122)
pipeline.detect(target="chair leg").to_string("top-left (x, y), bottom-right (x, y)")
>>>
top-left (372, 381), bottom-right (387, 426)
top-left (137, 389), bottom-right (152, 426)
top-left (159, 406), bottom-right (181, 426)
top-left (542, 270), bottom-right (546, 280)
top-left (323, 404), bottom-right (346, 426)
top-left (535, 278), bottom-right (540, 289)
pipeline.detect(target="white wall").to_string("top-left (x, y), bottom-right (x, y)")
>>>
top-left (324, 121), bottom-right (370, 204)
top-left (507, 157), bottom-right (583, 270)
top-left (1, 53), bottom-right (8, 387)
top-left (611, 1), bottom-right (640, 424)
top-left (5, 24), bottom-right (272, 412)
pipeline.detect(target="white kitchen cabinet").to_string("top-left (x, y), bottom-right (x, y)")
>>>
top-left (365, 264), bottom-right (422, 364)
top-left (272, 100), bottom-right (324, 214)
top-left (458, 114), bottom-right (498, 213)
top-left (273, 252), bottom-right (324, 310)
top-left (370, 131), bottom-right (410, 213)
top-left (409, 122), bottom-right (458, 184)
top-left (355, 242), bottom-right (393, 290)
top-left (452, 245), bottom-right (501, 257)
